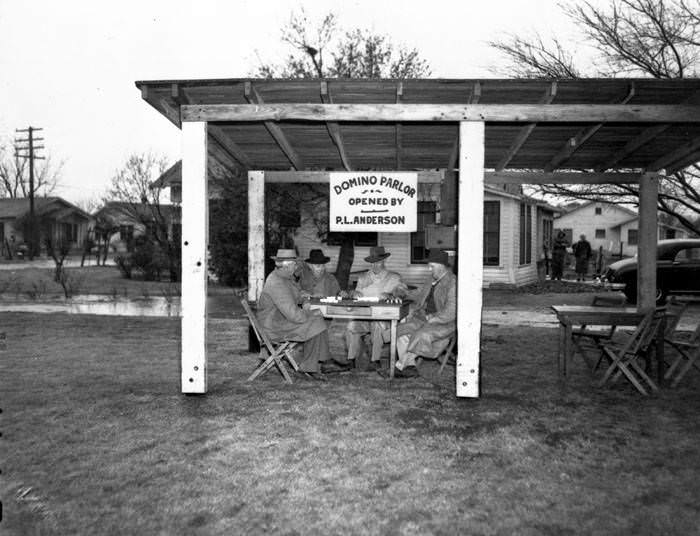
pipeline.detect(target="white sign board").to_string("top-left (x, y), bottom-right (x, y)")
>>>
top-left (329, 172), bottom-right (417, 232)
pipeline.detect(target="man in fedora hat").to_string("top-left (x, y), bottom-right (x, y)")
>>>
top-left (299, 249), bottom-right (341, 298)
top-left (345, 246), bottom-right (408, 370)
top-left (257, 248), bottom-right (331, 378)
top-left (392, 249), bottom-right (456, 379)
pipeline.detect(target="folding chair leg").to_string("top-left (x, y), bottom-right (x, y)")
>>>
top-left (629, 359), bottom-right (659, 392)
top-left (616, 362), bottom-right (649, 395)
top-left (671, 350), bottom-right (700, 387)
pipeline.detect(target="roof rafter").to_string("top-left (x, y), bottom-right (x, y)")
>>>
top-left (244, 81), bottom-right (304, 170)
top-left (496, 82), bottom-right (557, 172)
top-left (596, 89), bottom-right (700, 171)
top-left (545, 83), bottom-right (636, 172)
top-left (447, 82), bottom-right (481, 169)
top-left (320, 81), bottom-right (351, 171)
top-left (647, 135), bottom-right (700, 171)
top-left (667, 149), bottom-right (700, 174)
top-left (174, 84), bottom-right (253, 170)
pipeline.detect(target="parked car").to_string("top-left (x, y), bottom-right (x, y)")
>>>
top-left (601, 239), bottom-right (700, 304)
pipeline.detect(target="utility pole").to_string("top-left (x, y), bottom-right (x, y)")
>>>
top-left (15, 126), bottom-right (45, 260)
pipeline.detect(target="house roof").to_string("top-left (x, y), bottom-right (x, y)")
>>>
top-left (558, 200), bottom-right (639, 218)
top-left (0, 197), bottom-right (89, 220)
top-left (94, 201), bottom-right (180, 222)
top-left (136, 78), bottom-right (700, 174)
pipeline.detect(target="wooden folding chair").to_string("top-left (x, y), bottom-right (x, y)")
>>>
top-left (416, 333), bottom-right (456, 376)
top-left (664, 318), bottom-right (700, 387)
top-left (240, 299), bottom-right (300, 384)
top-left (572, 294), bottom-right (626, 372)
top-left (597, 308), bottom-right (665, 395)
top-left (437, 334), bottom-right (457, 376)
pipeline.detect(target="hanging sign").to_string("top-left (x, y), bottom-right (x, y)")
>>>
top-left (329, 172), bottom-right (417, 232)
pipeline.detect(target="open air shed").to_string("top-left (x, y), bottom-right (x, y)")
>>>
top-left (135, 77), bottom-right (700, 397)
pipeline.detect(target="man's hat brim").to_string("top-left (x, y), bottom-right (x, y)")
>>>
top-left (364, 252), bottom-right (391, 263)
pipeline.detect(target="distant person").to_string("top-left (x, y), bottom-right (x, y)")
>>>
top-left (551, 231), bottom-right (569, 281)
top-left (572, 234), bottom-right (592, 282)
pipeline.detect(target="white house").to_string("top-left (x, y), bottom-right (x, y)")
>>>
top-left (554, 201), bottom-right (688, 257)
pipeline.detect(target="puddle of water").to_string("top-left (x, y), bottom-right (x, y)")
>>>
top-left (0, 294), bottom-right (181, 317)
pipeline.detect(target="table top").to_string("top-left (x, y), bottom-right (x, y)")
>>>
top-left (551, 305), bottom-right (644, 325)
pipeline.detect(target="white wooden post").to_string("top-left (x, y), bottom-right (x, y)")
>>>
top-left (638, 171), bottom-right (658, 311)
top-left (181, 122), bottom-right (208, 394)
top-left (248, 171), bottom-right (265, 303)
top-left (457, 121), bottom-right (484, 398)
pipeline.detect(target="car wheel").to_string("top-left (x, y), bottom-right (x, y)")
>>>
top-left (656, 287), bottom-right (668, 305)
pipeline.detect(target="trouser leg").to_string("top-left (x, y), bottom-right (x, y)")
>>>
top-left (300, 330), bottom-right (330, 372)
top-left (346, 321), bottom-right (369, 361)
top-left (370, 322), bottom-right (387, 362)
top-left (395, 334), bottom-right (418, 370)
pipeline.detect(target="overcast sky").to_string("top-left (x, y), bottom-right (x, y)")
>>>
top-left (0, 0), bottom-right (599, 205)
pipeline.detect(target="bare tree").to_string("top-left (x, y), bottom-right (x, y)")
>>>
top-left (105, 152), bottom-right (180, 281)
top-left (490, 0), bottom-right (700, 236)
top-left (252, 9), bottom-right (431, 288)
top-left (0, 141), bottom-right (63, 198)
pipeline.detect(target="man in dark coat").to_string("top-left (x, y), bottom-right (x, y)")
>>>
top-left (257, 249), bottom-right (330, 377)
top-left (551, 230), bottom-right (569, 281)
top-left (298, 249), bottom-right (341, 298)
top-left (392, 249), bottom-right (457, 378)
top-left (572, 234), bottom-right (593, 281)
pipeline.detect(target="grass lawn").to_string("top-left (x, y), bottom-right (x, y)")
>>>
top-left (2, 312), bottom-right (700, 535)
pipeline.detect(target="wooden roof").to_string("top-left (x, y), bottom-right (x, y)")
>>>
top-left (135, 78), bottom-right (700, 174)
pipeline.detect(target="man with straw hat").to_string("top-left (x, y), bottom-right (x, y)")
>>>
top-left (344, 246), bottom-right (408, 370)
top-left (257, 248), bottom-right (330, 379)
top-left (391, 249), bottom-right (456, 378)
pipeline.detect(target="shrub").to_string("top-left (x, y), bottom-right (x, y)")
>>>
top-left (114, 255), bottom-right (133, 279)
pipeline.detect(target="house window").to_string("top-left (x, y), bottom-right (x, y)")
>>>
top-left (595, 229), bottom-right (606, 239)
top-left (519, 203), bottom-right (532, 265)
top-left (665, 229), bottom-right (676, 239)
top-left (119, 225), bottom-right (134, 242)
top-left (326, 232), bottom-right (377, 247)
top-left (410, 201), bottom-right (437, 263)
top-left (595, 206), bottom-right (602, 215)
top-left (484, 201), bottom-right (500, 266)
top-left (628, 229), bottom-right (638, 246)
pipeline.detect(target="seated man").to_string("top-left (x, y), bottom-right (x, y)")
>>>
top-left (298, 249), bottom-right (341, 298)
top-left (393, 249), bottom-right (456, 379)
top-left (345, 246), bottom-right (408, 370)
top-left (257, 248), bottom-right (331, 379)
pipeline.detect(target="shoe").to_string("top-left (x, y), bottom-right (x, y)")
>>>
top-left (394, 366), bottom-right (419, 379)
top-left (332, 359), bottom-right (352, 370)
top-left (321, 360), bottom-right (351, 373)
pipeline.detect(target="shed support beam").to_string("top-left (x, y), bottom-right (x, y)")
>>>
top-left (396, 82), bottom-right (403, 169)
top-left (637, 172), bottom-right (658, 311)
top-left (457, 121), bottom-right (484, 398)
top-left (261, 170), bottom-right (640, 184)
top-left (450, 82), bottom-right (481, 170)
top-left (244, 82), bottom-right (304, 170)
top-left (496, 82), bottom-right (557, 171)
top-left (181, 121), bottom-right (208, 394)
top-left (181, 103), bottom-right (700, 123)
top-left (248, 171), bottom-right (266, 303)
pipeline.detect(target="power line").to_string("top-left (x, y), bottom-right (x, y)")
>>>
top-left (14, 126), bottom-right (44, 260)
